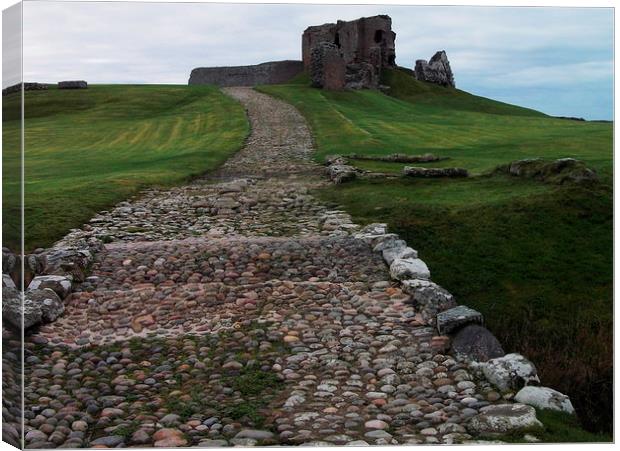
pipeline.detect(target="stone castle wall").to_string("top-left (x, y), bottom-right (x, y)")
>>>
top-left (188, 60), bottom-right (303, 87)
top-left (302, 15), bottom-right (396, 90)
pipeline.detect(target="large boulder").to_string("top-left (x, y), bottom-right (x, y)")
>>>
top-left (28, 275), bottom-right (72, 299)
top-left (58, 80), bottom-right (88, 89)
top-left (390, 257), bottom-right (430, 281)
top-left (515, 386), bottom-right (575, 414)
top-left (2, 287), bottom-right (64, 330)
top-left (402, 279), bottom-right (456, 324)
top-left (436, 305), bottom-right (483, 335)
top-left (26, 288), bottom-right (64, 323)
top-left (468, 404), bottom-right (543, 437)
top-left (481, 353), bottom-right (540, 393)
top-left (414, 51), bottom-right (455, 88)
top-left (2, 287), bottom-right (41, 329)
top-left (451, 324), bottom-right (505, 362)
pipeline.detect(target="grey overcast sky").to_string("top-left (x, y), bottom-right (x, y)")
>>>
top-left (3, 1), bottom-right (614, 119)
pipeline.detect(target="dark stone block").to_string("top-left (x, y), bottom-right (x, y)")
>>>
top-left (451, 324), bottom-right (505, 362)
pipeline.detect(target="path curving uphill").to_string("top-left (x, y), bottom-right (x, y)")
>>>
top-left (22, 88), bottom-right (534, 448)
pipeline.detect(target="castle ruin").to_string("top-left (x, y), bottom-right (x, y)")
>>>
top-left (302, 15), bottom-right (396, 90)
top-left (188, 14), bottom-right (455, 91)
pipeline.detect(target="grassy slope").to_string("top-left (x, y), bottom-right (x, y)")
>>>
top-left (2, 85), bottom-right (248, 251)
top-left (260, 70), bottom-right (612, 178)
top-left (259, 71), bottom-right (613, 438)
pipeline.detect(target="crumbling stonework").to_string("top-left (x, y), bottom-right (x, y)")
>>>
top-left (189, 60), bottom-right (303, 87)
top-left (2, 82), bottom-right (49, 96)
top-left (303, 15), bottom-right (396, 90)
top-left (309, 43), bottom-right (346, 89)
top-left (58, 80), bottom-right (88, 89)
top-left (415, 50), bottom-right (455, 87)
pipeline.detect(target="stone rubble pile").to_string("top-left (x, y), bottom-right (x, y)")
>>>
top-left (498, 157), bottom-right (599, 185)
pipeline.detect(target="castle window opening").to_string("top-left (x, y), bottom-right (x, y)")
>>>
top-left (334, 32), bottom-right (341, 48)
top-left (374, 30), bottom-right (383, 43)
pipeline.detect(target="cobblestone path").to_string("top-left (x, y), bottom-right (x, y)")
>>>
top-left (22, 88), bottom-right (504, 448)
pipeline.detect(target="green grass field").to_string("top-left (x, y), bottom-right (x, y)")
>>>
top-left (2, 85), bottom-right (248, 251)
top-left (259, 70), bottom-right (613, 437)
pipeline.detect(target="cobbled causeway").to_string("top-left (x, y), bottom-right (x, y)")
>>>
top-left (22, 88), bottom-right (505, 447)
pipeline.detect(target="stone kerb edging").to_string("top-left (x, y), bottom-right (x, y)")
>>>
top-left (353, 222), bottom-right (576, 435)
top-left (2, 236), bottom-right (103, 331)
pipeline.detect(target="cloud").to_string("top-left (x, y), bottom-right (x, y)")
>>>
top-left (8, 2), bottom-right (614, 119)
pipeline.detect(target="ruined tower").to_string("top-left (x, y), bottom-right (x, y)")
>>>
top-left (302, 15), bottom-right (396, 90)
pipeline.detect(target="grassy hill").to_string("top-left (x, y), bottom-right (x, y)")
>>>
top-left (260, 70), bottom-right (611, 178)
top-left (259, 70), bottom-right (613, 438)
top-left (2, 84), bottom-right (248, 251)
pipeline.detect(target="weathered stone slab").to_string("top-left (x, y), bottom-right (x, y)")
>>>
top-left (436, 305), bottom-right (483, 334)
top-left (468, 404), bottom-right (543, 437)
top-left (515, 386), bottom-right (575, 414)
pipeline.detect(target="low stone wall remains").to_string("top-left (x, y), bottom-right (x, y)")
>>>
top-left (2, 82), bottom-right (49, 96)
top-left (188, 60), bottom-right (304, 87)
